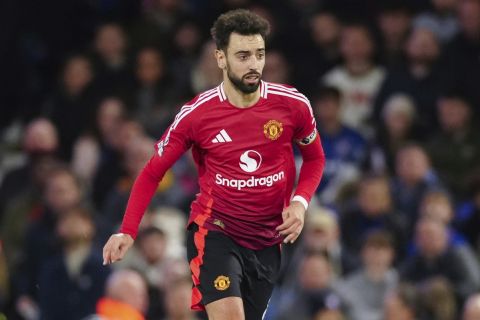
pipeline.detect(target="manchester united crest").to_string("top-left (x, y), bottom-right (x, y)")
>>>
top-left (263, 120), bottom-right (283, 140)
top-left (214, 275), bottom-right (230, 291)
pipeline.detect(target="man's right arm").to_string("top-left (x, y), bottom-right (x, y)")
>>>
top-left (102, 144), bottom-right (187, 265)
top-left (118, 145), bottom-right (186, 238)
top-left (103, 96), bottom-right (199, 265)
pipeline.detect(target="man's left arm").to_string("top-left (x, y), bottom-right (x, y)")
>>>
top-left (276, 133), bottom-right (325, 243)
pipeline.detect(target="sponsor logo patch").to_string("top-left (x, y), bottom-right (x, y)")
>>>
top-left (239, 150), bottom-right (262, 173)
top-left (215, 172), bottom-right (285, 190)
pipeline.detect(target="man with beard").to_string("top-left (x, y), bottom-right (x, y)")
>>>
top-left (103, 9), bottom-right (325, 320)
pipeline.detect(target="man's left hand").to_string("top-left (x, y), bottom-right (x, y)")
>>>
top-left (276, 201), bottom-right (306, 244)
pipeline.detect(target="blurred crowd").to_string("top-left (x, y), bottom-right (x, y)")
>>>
top-left (1, 0), bottom-right (480, 319)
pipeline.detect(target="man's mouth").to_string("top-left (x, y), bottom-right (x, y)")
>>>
top-left (244, 74), bottom-right (260, 84)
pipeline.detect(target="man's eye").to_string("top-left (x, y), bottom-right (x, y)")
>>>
top-left (257, 53), bottom-right (265, 59)
top-left (239, 55), bottom-right (248, 60)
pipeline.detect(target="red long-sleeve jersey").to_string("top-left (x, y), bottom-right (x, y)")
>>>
top-left (120, 81), bottom-right (325, 249)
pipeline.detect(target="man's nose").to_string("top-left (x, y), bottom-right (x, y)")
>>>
top-left (248, 55), bottom-right (261, 71)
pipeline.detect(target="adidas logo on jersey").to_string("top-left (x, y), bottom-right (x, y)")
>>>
top-left (212, 129), bottom-right (232, 143)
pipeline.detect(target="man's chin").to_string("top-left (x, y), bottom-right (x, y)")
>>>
top-left (241, 79), bottom-right (260, 91)
top-left (227, 72), bottom-right (261, 94)
top-left (239, 83), bottom-right (260, 94)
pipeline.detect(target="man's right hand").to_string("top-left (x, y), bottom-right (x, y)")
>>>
top-left (102, 233), bottom-right (134, 265)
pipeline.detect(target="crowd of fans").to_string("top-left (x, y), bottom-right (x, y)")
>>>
top-left (1, 0), bottom-right (480, 319)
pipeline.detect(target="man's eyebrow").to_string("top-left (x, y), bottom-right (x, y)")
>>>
top-left (234, 48), bottom-right (265, 54)
top-left (234, 50), bottom-right (252, 55)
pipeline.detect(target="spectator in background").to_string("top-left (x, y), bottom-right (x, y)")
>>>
top-left (249, 4), bottom-right (284, 52)
top-left (336, 231), bottom-right (398, 320)
top-left (190, 40), bottom-right (223, 93)
top-left (323, 23), bottom-right (385, 136)
top-left (426, 93), bottom-right (480, 200)
top-left (383, 283), bottom-right (420, 320)
top-left (101, 135), bottom-right (153, 229)
top-left (463, 293), bottom-right (480, 320)
top-left (102, 135), bottom-right (194, 230)
top-left (401, 217), bottom-right (479, 303)
top-left (374, 27), bottom-right (448, 133)
top-left (376, 3), bottom-right (412, 67)
top-left (116, 206), bottom-right (191, 318)
top-left (369, 94), bottom-right (419, 174)
top-left (169, 20), bottom-right (204, 96)
top-left (273, 251), bottom-right (343, 320)
top-left (0, 118), bottom-right (58, 219)
top-left (43, 55), bottom-right (98, 160)
top-left (72, 135), bottom-right (100, 190)
top-left (417, 190), bottom-right (480, 288)
top-left (313, 86), bottom-right (367, 207)
top-left (91, 23), bottom-right (133, 97)
top-left (162, 276), bottom-right (200, 320)
top-left (294, 11), bottom-right (341, 95)
top-left (278, 206), bottom-right (358, 291)
top-left (114, 226), bottom-right (170, 319)
top-left (38, 207), bottom-right (110, 320)
top-left (87, 97), bottom-right (128, 209)
top-left (391, 143), bottom-right (443, 226)
top-left (262, 50), bottom-right (290, 84)
top-left (340, 174), bottom-right (409, 258)
top-left (0, 155), bottom-right (61, 274)
top-left (444, 0), bottom-right (480, 118)
top-left (419, 190), bottom-right (465, 242)
top-left (303, 207), bottom-right (358, 277)
top-left (0, 124), bottom-right (60, 275)
top-left (131, 227), bottom-right (169, 284)
top-left (129, 47), bottom-right (178, 137)
top-left (413, 0), bottom-right (460, 44)
top-left (418, 277), bottom-right (457, 320)
top-left (14, 167), bottom-right (85, 319)
top-left (130, 0), bottom-right (189, 53)
top-left (142, 206), bottom-right (189, 259)
top-left (88, 269), bottom-right (148, 320)
top-left (457, 176), bottom-right (480, 251)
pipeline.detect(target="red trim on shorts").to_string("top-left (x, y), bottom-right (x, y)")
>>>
top-left (190, 198), bottom-right (213, 311)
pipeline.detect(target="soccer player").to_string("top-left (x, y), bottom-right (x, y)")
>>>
top-left (102, 9), bottom-right (325, 320)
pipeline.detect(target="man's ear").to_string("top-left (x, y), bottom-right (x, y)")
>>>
top-left (215, 49), bottom-right (226, 69)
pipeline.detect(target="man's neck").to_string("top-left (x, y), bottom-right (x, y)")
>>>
top-left (223, 78), bottom-right (261, 108)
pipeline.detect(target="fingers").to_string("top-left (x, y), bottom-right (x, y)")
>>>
top-left (277, 210), bottom-right (304, 244)
top-left (276, 214), bottom-right (301, 233)
top-left (276, 211), bottom-right (290, 231)
top-left (104, 245), bottom-right (122, 265)
top-left (283, 231), bottom-right (300, 244)
top-left (103, 235), bottom-right (128, 265)
top-left (103, 242), bottom-right (111, 265)
top-left (279, 220), bottom-right (301, 235)
top-left (282, 223), bottom-right (302, 243)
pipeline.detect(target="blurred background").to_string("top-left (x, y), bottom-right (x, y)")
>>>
top-left (1, 0), bottom-right (480, 319)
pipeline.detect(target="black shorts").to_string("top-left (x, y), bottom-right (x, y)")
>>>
top-left (187, 223), bottom-right (281, 320)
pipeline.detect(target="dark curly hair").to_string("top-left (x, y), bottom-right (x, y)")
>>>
top-left (211, 9), bottom-right (270, 50)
